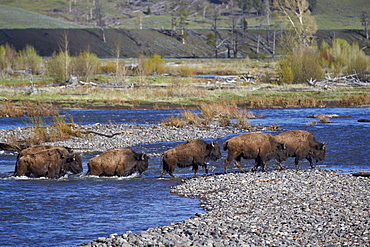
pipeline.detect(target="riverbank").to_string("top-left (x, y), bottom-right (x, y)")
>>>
top-left (80, 169), bottom-right (369, 246)
top-left (0, 123), bottom-right (242, 154)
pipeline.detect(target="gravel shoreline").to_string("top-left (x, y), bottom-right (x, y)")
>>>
top-left (80, 169), bottom-right (369, 247)
top-left (0, 123), bottom-right (241, 154)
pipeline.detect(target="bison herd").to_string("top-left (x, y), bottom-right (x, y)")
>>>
top-left (13, 130), bottom-right (326, 179)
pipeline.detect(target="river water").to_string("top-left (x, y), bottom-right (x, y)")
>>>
top-left (0, 107), bottom-right (369, 246)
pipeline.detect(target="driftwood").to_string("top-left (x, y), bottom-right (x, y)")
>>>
top-left (352, 172), bottom-right (370, 177)
top-left (0, 142), bottom-right (22, 152)
top-left (307, 73), bottom-right (370, 88)
top-left (81, 130), bottom-right (132, 137)
top-left (358, 119), bottom-right (370, 122)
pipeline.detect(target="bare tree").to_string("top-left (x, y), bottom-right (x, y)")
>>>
top-left (273, 0), bottom-right (317, 47)
top-left (361, 11), bottom-right (369, 39)
top-left (94, 0), bottom-right (106, 42)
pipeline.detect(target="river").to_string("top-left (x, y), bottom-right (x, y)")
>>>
top-left (0, 107), bottom-right (369, 246)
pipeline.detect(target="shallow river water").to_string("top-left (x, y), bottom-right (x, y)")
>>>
top-left (0, 107), bottom-right (369, 246)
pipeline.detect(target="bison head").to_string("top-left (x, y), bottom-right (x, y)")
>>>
top-left (134, 152), bottom-right (149, 174)
top-left (310, 143), bottom-right (326, 162)
top-left (274, 142), bottom-right (289, 162)
top-left (64, 153), bottom-right (83, 174)
top-left (207, 142), bottom-right (222, 161)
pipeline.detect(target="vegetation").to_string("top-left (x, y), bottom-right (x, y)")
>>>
top-left (161, 102), bottom-right (259, 129)
top-left (0, 0), bottom-right (367, 30)
top-left (0, 39), bottom-right (369, 113)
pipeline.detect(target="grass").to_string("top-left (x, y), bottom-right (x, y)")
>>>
top-left (0, 5), bottom-right (82, 28)
top-left (313, 0), bottom-right (368, 30)
top-left (161, 102), bottom-right (254, 129)
top-left (0, 0), bottom-right (368, 30)
top-left (0, 58), bottom-right (369, 110)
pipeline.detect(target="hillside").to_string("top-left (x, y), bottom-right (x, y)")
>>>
top-left (0, 0), bottom-right (369, 58)
top-left (0, 5), bottom-right (82, 28)
top-left (0, 0), bottom-right (369, 30)
top-left (2, 28), bottom-right (369, 58)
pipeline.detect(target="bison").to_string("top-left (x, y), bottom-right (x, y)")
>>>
top-left (15, 146), bottom-right (83, 178)
top-left (87, 148), bottom-right (149, 177)
top-left (160, 139), bottom-right (222, 178)
top-left (223, 132), bottom-right (288, 173)
top-left (274, 130), bottom-right (326, 169)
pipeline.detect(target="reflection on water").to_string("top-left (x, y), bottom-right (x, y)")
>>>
top-left (0, 107), bottom-right (369, 246)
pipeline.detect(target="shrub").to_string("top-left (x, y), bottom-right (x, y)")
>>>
top-left (16, 45), bottom-right (44, 75)
top-left (73, 51), bottom-right (100, 81)
top-left (320, 39), bottom-right (370, 77)
top-left (47, 51), bottom-right (73, 83)
top-left (141, 54), bottom-right (167, 75)
top-left (100, 60), bottom-right (117, 74)
top-left (0, 43), bottom-right (17, 73)
top-left (278, 46), bottom-right (323, 84)
top-left (278, 58), bottom-right (294, 84)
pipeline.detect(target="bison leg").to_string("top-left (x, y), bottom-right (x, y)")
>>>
top-left (203, 162), bottom-right (209, 174)
top-left (15, 163), bottom-right (28, 177)
top-left (307, 156), bottom-right (315, 169)
top-left (234, 157), bottom-right (245, 173)
top-left (251, 163), bottom-right (260, 172)
top-left (252, 157), bottom-right (266, 172)
top-left (274, 159), bottom-right (286, 170)
top-left (160, 167), bottom-right (175, 178)
top-left (294, 157), bottom-right (301, 170)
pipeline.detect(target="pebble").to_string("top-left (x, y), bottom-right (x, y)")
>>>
top-left (79, 169), bottom-right (370, 247)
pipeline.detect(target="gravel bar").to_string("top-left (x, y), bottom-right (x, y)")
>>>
top-left (80, 169), bottom-right (370, 247)
top-left (0, 124), bottom-right (241, 154)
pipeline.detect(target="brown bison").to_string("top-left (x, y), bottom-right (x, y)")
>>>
top-left (87, 148), bottom-right (149, 177)
top-left (223, 132), bottom-right (288, 173)
top-left (161, 139), bottom-right (222, 178)
top-left (15, 146), bottom-right (83, 178)
top-left (274, 130), bottom-right (326, 169)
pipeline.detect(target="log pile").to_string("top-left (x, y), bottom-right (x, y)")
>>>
top-left (307, 73), bottom-right (370, 88)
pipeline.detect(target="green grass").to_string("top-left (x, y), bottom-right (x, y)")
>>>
top-left (1, 0), bottom-right (369, 30)
top-left (0, 5), bottom-right (82, 28)
top-left (313, 0), bottom-right (369, 29)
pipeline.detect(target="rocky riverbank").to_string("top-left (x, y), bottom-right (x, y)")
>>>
top-left (80, 169), bottom-right (369, 247)
top-left (0, 123), bottom-right (242, 154)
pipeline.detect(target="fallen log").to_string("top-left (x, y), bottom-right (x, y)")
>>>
top-left (358, 119), bottom-right (370, 122)
top-left (352, 172), bottom-right (370, 177)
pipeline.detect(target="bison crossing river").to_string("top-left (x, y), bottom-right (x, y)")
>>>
top-left (13, 130), bottom-right (326, 178)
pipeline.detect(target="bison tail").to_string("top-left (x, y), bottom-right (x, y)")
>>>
top-left (223, 141), bottom-right (229, 151)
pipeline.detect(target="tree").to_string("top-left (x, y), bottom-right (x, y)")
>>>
top-left (94, 0), bottom-right (106, 42)
top-left (361, 11), bottom-right (369, 39)
top-left (273, 0), bottom-right (317, 47)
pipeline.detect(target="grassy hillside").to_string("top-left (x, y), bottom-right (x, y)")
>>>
top-left (0, 5), bottom-right (82, 28)
top-left (0, 0), bottom-right (369, 30)
top-left (313, 0), bottom-right (369, 29)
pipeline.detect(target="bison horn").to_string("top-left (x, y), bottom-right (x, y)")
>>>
top-left (211, 142), bottom-right (215, 147)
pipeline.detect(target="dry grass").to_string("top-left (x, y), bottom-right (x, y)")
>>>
top-left (161, 102), bottom-right (254, 129)
top-left (0, 101), bottom-right (59, 117)
top-left (21, 116), bottom-right (82, 147)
